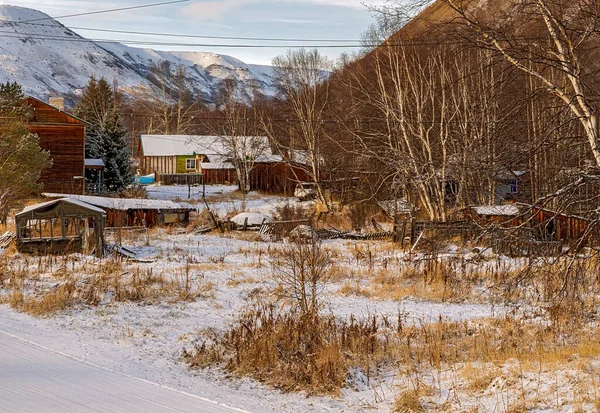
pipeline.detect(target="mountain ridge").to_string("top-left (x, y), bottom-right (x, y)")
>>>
top-left (0, 5), bottom-right (278, 106)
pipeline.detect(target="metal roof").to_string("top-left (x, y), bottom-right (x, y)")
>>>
top-left (471, 205), bottom-right (520, 216)
top-left (140, 135), bottom-right (271, 157)
top-left (84, 159), bottom-right (105, 167)
top-left (42, 193), bottom-right (194, 211)
top-left (17, 198), bottom-right (107, 218)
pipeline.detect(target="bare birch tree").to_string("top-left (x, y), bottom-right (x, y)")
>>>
top-left (343, 43), bottom-right (458, 221)
top-left (272, 49), bottom-right (332, 210)
top-left (207, 80), bottom-right (270, 194)
top-left (443, 0), bottom-right (600, 167)
top-left (141, 61), bottom-right (199, 135)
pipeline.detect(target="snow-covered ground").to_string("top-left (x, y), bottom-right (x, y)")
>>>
top-left (0, 231), bottom-right (503, 412)
top-left (146, 184), bottom-right (302, 218)
top-left (2, 185), bottom-right (594, 412)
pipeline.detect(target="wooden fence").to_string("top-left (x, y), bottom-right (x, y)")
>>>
top-left (157, 173), bottom-right (204, 186)
top-left (492, 239), bottom-right (563, 257)
top-left (259, 219), bottom-right (311, 239)
top-left (0, 231), bottom-right (15, 249)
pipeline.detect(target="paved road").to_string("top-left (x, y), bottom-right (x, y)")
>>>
top-left (0, 330), bottom-right (248, 413)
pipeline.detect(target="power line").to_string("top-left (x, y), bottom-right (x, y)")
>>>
top-left (0, 17), bottom-right (561, 46)
top-left (0, 20), bottom-right (359, 43)
top-left (0, 29), bottom-right (545, 49)
top-left (20, 0), bottom-right (191, 23)
top-left (70, 27), bottom-right (359, 43)
top-left (0, 32), bottom-right (368, 47)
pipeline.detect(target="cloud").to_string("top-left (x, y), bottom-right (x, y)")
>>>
top-left (179, 0), bottom-right (252, 21)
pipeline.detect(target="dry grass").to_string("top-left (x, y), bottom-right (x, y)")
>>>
top-left (336, 258), bottom-right (499, 302)
top-left (10, 281), bottom-right (76, 316)
top-left (189, 304), bottom-right (600, 397)
top-left (4, 254), bottom-right (218, 317)
top-left (393, 389), bottom-right (424, 412)
top-left (461, 363), bottom-right (500, 392)
top-left (226, 232), bottom-right (265, 242)
top-left (188, 305), bottom-right (377, 395)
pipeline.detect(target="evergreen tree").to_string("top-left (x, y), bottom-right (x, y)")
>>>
top-left (75, 77), bottom-right (133, 192)
top-left (0, 82), bottom-right (52, 222)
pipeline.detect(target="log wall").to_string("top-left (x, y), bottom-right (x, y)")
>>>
top-left (25, 97), bottom-right (86, 194)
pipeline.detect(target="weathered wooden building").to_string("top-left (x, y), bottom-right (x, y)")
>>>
top-left (520, 204), bottom-right (592, 243)
top-left (15, 198), bottom-right (105, 257)
top-left (465, 203), bottom-right (594, 246)
top-left (25, 97), bottom-right (87, 194)
top-left (43, 193), bottom-right (195, 228)
top-left (249, 162), bottom-right (311, 194)
top-left (463, 205), bottom-right (520, 226)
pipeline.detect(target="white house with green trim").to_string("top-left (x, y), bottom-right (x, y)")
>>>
top-left (139, 135), bottom-right (273, 176)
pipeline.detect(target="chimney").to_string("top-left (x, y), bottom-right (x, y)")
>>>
top-left (49, 97), bottom-right (65, 111)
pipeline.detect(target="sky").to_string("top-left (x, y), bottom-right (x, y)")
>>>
top-left (3, 0), bottom-right (383, 65)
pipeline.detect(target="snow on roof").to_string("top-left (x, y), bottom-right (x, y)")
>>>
top-left (472, 205), bottom-right (520, 216)
top-left (140, 135), bottom-right (271, 158)
top-left (288, 150), bottom-right (319, 166)
top-left (255, 153), bottom-right (284, 163)
top-left (84, 159), bottom-right (105, 167)
top-left (200, 154), bottom-right (233, 170)
top-left (200, 162), bottom-right (234, 171)
top-left (42, 193), bottom-right (194, 211)
top-left (18, 198), bottom-right (106, 217)
top-left (199, 152), bottom-right (285, 170)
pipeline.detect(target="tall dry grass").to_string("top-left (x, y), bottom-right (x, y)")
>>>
top-left (5, 255), bottom-right (215, 317)
top-left (188, 303), bottom-right (600, 397)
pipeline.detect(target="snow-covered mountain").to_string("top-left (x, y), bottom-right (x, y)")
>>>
top-left (0, 5), bottom-right (278, 105)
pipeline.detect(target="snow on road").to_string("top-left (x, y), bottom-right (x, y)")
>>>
top-left (0, 329), bottom-right (248, 413)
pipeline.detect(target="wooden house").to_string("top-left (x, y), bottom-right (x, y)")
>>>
top-left (139, 135), bottom-right (260, 175)
top-left (139, 135), bottom-right (312, 194)
top-left (25, 97), bottom-right (87, 194)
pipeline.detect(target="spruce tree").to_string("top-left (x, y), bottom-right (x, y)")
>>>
top-left (75, 77), bottom-right (133, 192)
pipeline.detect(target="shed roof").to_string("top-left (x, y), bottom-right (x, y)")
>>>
top-left (471, 205), bottom-right (520, 216)
top-left (85, 159), bottom-right (105, 167)
top-left (42, 193), bottom-right (194, 211)
top-left (16, 198), bottom-right (106, 220)
top-left (140, 135), bottom-right (271, 158)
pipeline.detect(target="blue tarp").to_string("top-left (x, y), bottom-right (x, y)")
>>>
top-left (135, 174), bottom-right (155, 185)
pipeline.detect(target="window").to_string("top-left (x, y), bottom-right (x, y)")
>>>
top-left (186, 158), bottom-right (196, 170)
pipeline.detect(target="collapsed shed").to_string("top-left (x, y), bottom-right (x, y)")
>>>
top-left (519, 204), bottom-right (592, 243)
top-left (43, 193), bottom-right (195, 227)
top-left (16, 198), bottom-right (106, 257)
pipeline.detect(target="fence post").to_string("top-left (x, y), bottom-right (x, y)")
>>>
top-left (187, 174), bottom-right (191, 199)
